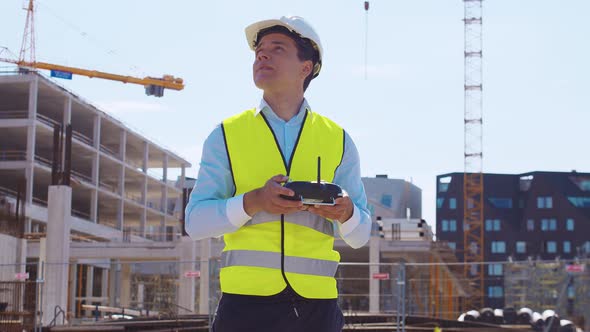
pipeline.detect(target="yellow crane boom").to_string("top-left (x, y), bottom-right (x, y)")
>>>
top-left (0, 57), bottom-right (184, 97)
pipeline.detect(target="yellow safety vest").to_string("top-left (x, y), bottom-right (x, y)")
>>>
top-left (220, 108), bottom-right (345, 299)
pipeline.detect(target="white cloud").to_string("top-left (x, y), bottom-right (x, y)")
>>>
top-left (350, 63), bottom-right (404, 79)
top-left (96, 100), bottom-right (171, 114)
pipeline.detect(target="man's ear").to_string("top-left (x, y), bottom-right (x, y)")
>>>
top-left (301, 60), bottom-right (313, 78)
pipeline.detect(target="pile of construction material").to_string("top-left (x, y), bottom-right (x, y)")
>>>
top-left (458, 307), bottom-right (579, 332)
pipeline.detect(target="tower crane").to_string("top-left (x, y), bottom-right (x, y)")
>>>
top-left (0, 0), bottom-right (184, 97)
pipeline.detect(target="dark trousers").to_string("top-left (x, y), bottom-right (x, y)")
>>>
top-left (212, 286), bottom-right (344, 332)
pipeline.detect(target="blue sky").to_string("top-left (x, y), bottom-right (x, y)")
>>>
top-left (1, 0), bottom-right (589, 226)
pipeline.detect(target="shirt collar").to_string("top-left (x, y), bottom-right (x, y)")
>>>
top-left (255, 98), bottom-right (311, 124)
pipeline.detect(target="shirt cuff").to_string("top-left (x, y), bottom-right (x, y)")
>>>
top-left (337, 204), bottom-right (361, 237)
top-left (226, 194), bottom-right (251, 228)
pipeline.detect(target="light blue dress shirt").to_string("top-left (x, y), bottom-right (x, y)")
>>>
top-left (185, 99), bottom-right (371, 249)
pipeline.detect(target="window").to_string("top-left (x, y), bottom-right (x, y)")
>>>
top-left (438, 176), bottom-right (451, 192)
top-left (449, 198), bottom-right (457, 209)
top-left (463, 221), bottom-right (470, 231)
top-left (449, 220), bottom-right (457, 232)
top-left (526, 219), bottom-right (535, 231)
top-left (441, 220), bottom-right (449, 232)
top-left (537, 196), bottom-right (553, 209)
top-left (546, 241), bottom-right (557, 253)
top-left (491, 241), bottom-right (506, 253)
top-left (489, 198), bottom-right (513, 208)
top-left (584, 242), bottom-right (590, 254)
top-left (518, 198), bottom-right (525, 208)
top-left (488, 286), bottom-right (503, 298)
top-left (447, 242), bottom-right (456, 251)
top-left (567, 197), bottom-right (590, 208)
top-left (381, 194), bottom-right (393, 208)
top-left (437, 198), bottom-right (445, 209)
top-left (516, 241), bottom-right (526, 254)
top-left (569, 176), bottom-right (590, 191)
top-left (488, 264), bottom-right (503, 276)
top-left (563, 241), bottom-right (571, 253)
top-left (566, 218), bottom-right (574, 231)
top-left (485, 219), bottom-right (501, 231)
top-left (541, 219), bottom-right (557, 231)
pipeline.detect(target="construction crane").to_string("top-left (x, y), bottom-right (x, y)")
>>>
top-left (0, 0), bottom-right (184, 97)
top-left (463, 0), bottom-right (485, 311)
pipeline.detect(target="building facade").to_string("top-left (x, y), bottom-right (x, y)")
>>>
top-left (0, 72), bottom-right (195, 322)
top-left (436, 171), bottom-right (590, 309)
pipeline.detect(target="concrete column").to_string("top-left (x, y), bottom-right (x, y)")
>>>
top-left (101, 267), bottom-right (109, 306)
top-left (62, 96), bottom-right (72, 168)
top-left (41, 185), bottom-right (72, 326)
top-left (16, 238), bottom-right (27, 274)
top-left (25, 77), bottom-right (38, 234)
top-left (108, 260), bottom-right (119, 307)
top-left (369, 236), bottom-right (380, 313)
top-left (117, 131), bottom-right (126, 231)
top-left (68, 263), bottom-right (77, 319)
top-left (177, 237), bottom-right (196, 313)
top-left (90, 115), bottom-right (100, 223)
top-left (85, 266), bottom-right (94, 317)
top-left (199, 238), bottom-right (211, 314)
top-left (160, 155), bottom-right (168, 241)
top-left (141, 142), bottom-right (148, 237)
top-left (120, 263), bottom-right (131, 308)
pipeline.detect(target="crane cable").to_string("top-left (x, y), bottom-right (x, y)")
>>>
top-left (364, 1), bottom-right (369, 80)
top-left (34, 0), bottom-right (146, 77)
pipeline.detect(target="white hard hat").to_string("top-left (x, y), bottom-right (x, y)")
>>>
top-left (245, 16), bottom-right (323, 78)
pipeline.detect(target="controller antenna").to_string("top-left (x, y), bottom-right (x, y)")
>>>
top-left (317, 156), bottom-right (321, 183)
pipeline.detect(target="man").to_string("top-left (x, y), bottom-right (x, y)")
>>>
top-left (185, 16), bottom-right (371, 332)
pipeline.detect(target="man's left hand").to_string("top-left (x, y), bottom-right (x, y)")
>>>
top-left (307, 196), bottom-right (354, 223)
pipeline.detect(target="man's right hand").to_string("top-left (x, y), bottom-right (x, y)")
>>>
top-left (243, 174), bottom-right (304, 216)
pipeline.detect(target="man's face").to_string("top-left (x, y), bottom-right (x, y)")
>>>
top-left (253, 33), bottom-right (312, 92)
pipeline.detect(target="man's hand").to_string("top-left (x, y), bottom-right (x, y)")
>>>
top-left (308, 196), bottom-right (354, 223)
top-left (243, 175), bottom-right (305, 216)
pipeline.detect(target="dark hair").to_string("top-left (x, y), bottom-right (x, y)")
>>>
top-left (255, 25), bottom-right (319, 91)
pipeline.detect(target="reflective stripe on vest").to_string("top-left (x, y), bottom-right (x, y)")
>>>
top-left (221, 250), bottom-right (339, 278)
top-left (243, 211), bottom-right (335, 237)
top-left (221, 108), bottom-right (344, 299)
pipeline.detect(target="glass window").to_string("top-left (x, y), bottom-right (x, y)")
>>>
top-left (547, 241), bottom-right (557, 253)
top-left (584, 242), bottom-right (590, 254)
top-left (448, 242), bottom-right (456, 250)
top-left (566, 218), bottom-right (574, 231)
top-left (441, 220), bottom-right (449, 232)
top-left (488, 286), bottom-right (504, 298)
top-left (381, 194), bottom-right (393, 208)
top-left (437, 198), bottom-right (444, 209)
top-left (485, 219), bottom-right (501, 231)
top-left (489, 198), bottom-right (513, 208)
top-left (541, 219), bottom-right (549, 231)
top-left (491, 241), bottom-right (506, 253)
top-left (449, 198), bottom-right (457, 209)
top-left (438, 176), bottom-right (451, 192)
top-left (563, 241), bottom-right (571, 253)
top-left (494, 219), bottom-right (501, 231)
top-left (567, 197), bottom-right (590, 208)
top-left (516, 241), bottom-right (526, 254)
top-left (527, 219), bottom-right (535, 231)
top-left (549, 218), bottom-right (557, 231)
top-left (449, 220), bottom-right (457, 232)
top-left (463, 221), bottom-right (470, 231)
top-left (537, 196), bottom-right (553, 209)
top-left (488, 264), bottom-right (503, 276)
